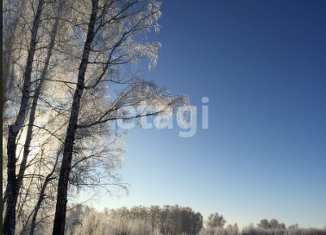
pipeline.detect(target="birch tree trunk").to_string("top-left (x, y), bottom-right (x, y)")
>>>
top-left (3, 1), bottom-right (44, 234)
top-left (2, 0), bottom-right (27, 208)
top-left (52, 0), bottom-right (99, 233)
top-left (15, 0), bottom-right (61, 204)
top-left (2, 0), bottom-right (26, 124)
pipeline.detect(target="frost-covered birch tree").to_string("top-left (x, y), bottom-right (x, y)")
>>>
top-left (3, 0), bottom-right (46, 234)
top-left (3, 0), bottom-right (83, 233)
top-left (52, 0), bottom-right (188, 233)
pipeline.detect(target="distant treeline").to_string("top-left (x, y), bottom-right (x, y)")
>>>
top-left (66, 204), bottom-right (203, 235)
top-left (202, 219), bottom-right (326, 235)
top-left (239, 221), bottom-right (326, 235)
top-left (64, 204), bottom-right (326, 235)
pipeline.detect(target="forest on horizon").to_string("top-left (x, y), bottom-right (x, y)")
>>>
top-left (61, 204), bottom-right (326, 235)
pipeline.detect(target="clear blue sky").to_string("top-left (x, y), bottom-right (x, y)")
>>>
top-left (84, 0), bottom-right (326, 229)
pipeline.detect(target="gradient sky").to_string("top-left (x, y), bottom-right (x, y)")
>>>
top-left (80, 0), bottom-right (326, 229)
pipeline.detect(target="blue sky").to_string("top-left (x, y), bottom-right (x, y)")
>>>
top-left (85, 0), bottom-right (326, 229)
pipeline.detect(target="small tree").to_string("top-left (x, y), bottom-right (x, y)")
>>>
top-left (205, 212), bottom-right (226, 229)
top-left (270, 219), bottom-right (280, 229)
top-left (258, 219), bottom-right (271, 229)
